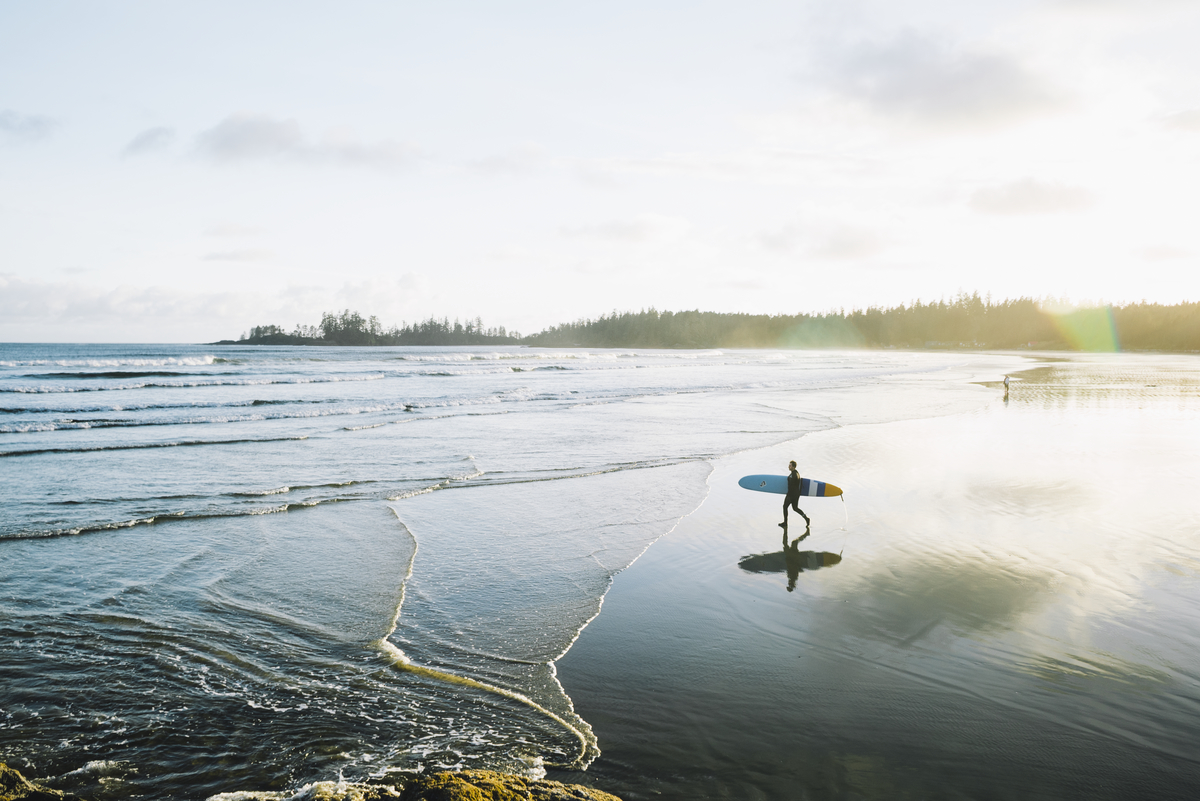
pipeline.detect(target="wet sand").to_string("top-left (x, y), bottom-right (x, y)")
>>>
top-left (553, 355), bottom-right (1200, 800)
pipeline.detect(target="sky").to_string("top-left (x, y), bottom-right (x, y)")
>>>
top-left (2, 0), bottom-right (1199, 342)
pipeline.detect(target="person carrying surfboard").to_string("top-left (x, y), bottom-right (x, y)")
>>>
top-left (779, 460), bottom-right (811, 531)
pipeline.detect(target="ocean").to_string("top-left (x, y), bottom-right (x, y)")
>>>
top-left (2, 344), bottom-right (1198, 799)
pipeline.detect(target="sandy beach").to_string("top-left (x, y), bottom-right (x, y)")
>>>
top-left (553, 355), bottom-right (1200, 799)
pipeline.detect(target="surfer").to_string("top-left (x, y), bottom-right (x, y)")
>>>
top-left (1003, 375), bottom-right (1010, 398)
top-left (778, 460), bottom-right (810, 532)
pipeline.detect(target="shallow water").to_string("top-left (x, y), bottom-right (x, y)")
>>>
top-left (7, 346), bottom-right (1197, 799)
top-left (2, 344), bottom-right (1016, 799)
top-left (552, 354), bottom-right (1200, 800)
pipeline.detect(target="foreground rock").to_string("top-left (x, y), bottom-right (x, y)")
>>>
top-left (400, 771), bottom-right (621, 801)
top-left (0, 764), bottom-right (83, 801)
top-left (2, 763), bottom-right (622, 801)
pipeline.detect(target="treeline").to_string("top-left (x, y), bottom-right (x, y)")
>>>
top-left (227, 296), bottom-right (1200, 351)
top-left (234, 310), bottom-right (520, 346)
top-left (524, 297), bottom-right (1200, 351)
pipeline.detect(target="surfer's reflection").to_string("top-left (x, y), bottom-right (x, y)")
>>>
top-left (737, 533), bottom-right (843, 592)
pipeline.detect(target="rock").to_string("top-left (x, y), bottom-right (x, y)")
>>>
top-left (399, 770), bottom-right (621, 801)
top-left (0, 764), bottom-right (85, 801)
top-left (208, 779), bottom-right (403, 800)
top-left (3, 763), bottom-right (620, 801)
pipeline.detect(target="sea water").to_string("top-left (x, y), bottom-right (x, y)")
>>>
top-left (2, 345), bottom-right (1197, 799)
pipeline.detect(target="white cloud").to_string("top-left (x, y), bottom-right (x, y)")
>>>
top-left (810, 226), bottom-right (884, 260)
top-left (561, 214), bottom-right (692, 243)
top-left (578, 148), bottom-right (840, 186)
top-left (1163, 109), bottom-right (1200, 131)
top-left (201, 249), bottom-right (272, 262)
top-left (824, 31), bottom-right (1064, 129)
top-left (1139, 245), bottom-right (1190, 261)
top-left (194, 113), bottom-right (414, 167)
top-left (758, 224), bottom-right (802, 253)
top-left (0, 273), bottom-right (439, 343)
top-left (0, 109), bottom-right (58, 143)
top-left (0, 273), bottom-right (259, 341)
top-left (469, 143), bottom-right (546, 175)
top-left (204, 223), bottom-right (264, 237)
top-left (758, 223), bottom-right (883, 260)
top-left (122, 126), bottom-right (175, 156)
top-left (969, 179), bottom-right (1093, 214)
top-left (195, 113), bottom-right (303, 161)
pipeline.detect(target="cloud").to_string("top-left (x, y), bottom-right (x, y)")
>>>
top-left (758, 225), bottom-right (802, 253)
top-left (810, 227), bottom-right (883, 260)
top-left (0, 109), bottom-right (58, 143)
top-left (1139, 245), bottom-right (1189, 261)
top-left (195, 113), bottom-right (415, 167)
top-left (122, 126), bottom-right (176, 156)
top-left (201, 249), bottom-right (272, 262)
top-left (758, 223), bottom-right (883, 260)
top-left (196, 113), bottom-right (303, 161)
top-left (969, 179), bottom-right (1092, 214)
top-left (1163, 109), bottom-right (1200, 131)
top-left (560, 214), bottom-right (692, 243)
top-left (469, 143), bottom-right (546, 175)
top-left (204, 223), bottom-right (264, 237)
top-left (0, 273), bottom-right (260, 341)
top-left (0, 273), bottom-right (432, 343)
top-left (825, 32), bottom-right (1063, 129)
top-left (578, 147), bottom-right (873, 188)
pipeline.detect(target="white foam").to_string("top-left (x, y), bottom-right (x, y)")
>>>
top-left (374, 640), bottom-right (593, 769)
top-left (62, 760), bottom-right (135, 778)
top-left (0, 356), bottom-right (217, 368)
top-left (205, 784), bottom-right (398, 801)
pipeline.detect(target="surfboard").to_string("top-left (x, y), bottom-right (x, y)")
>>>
top-left (738, 474), bottom-right (843, 497)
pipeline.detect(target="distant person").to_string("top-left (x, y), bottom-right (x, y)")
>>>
top-left (779, 460), bottom-right (811, 532)
top-left (1003, 375), bottom-right (1010, 397)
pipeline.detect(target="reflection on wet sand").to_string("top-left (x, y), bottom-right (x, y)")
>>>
top-left (738, 532), bottom-right (843, 591)
top-left (826, 554), bottom-right (1058, 647)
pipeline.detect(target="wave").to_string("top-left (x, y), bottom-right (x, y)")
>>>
top-left (26, 371), bottom-right (218, 379)
top-left (385, 350), bottom-right (721, 364)
top-left (0, 501), bottom-right (327, 541)
top-left (232, 486), bottom-right (291, 496)
top-left (0, 355), bottom-right (217, 368)
top-left (0, 397), bottom-right (341, 415)
top-left (0, 374), bottom-right (386, 394)
top-left (378, 640), bottom-right (594, 769)
top-left (0, 435), bottom-right (309, 458)
top-left (0, 401), bottom-right (418, 433)
top-left (1, 478), bottom-right (406, 540)
top-left (417, 367), bottom-right (520, 376)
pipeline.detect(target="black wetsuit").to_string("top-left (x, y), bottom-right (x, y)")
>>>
top-left (783, 469), bottom-right (809, 526)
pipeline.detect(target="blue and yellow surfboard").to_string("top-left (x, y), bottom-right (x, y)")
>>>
top-left (738, 474), bottom-right (843, 497)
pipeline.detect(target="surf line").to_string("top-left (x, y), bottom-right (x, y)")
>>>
top-left (375, 507), bottom-right (595, 769)
top-left (374, 639), bottom-right (594, 768)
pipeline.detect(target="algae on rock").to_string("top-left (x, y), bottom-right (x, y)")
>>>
top-left (0, 764), bottom-right (84, 801)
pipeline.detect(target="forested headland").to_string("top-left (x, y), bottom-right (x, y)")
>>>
top-left (220, 296), bottom-right (1200, 352)
top-left (222, 310), bottom-right (521, 346)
